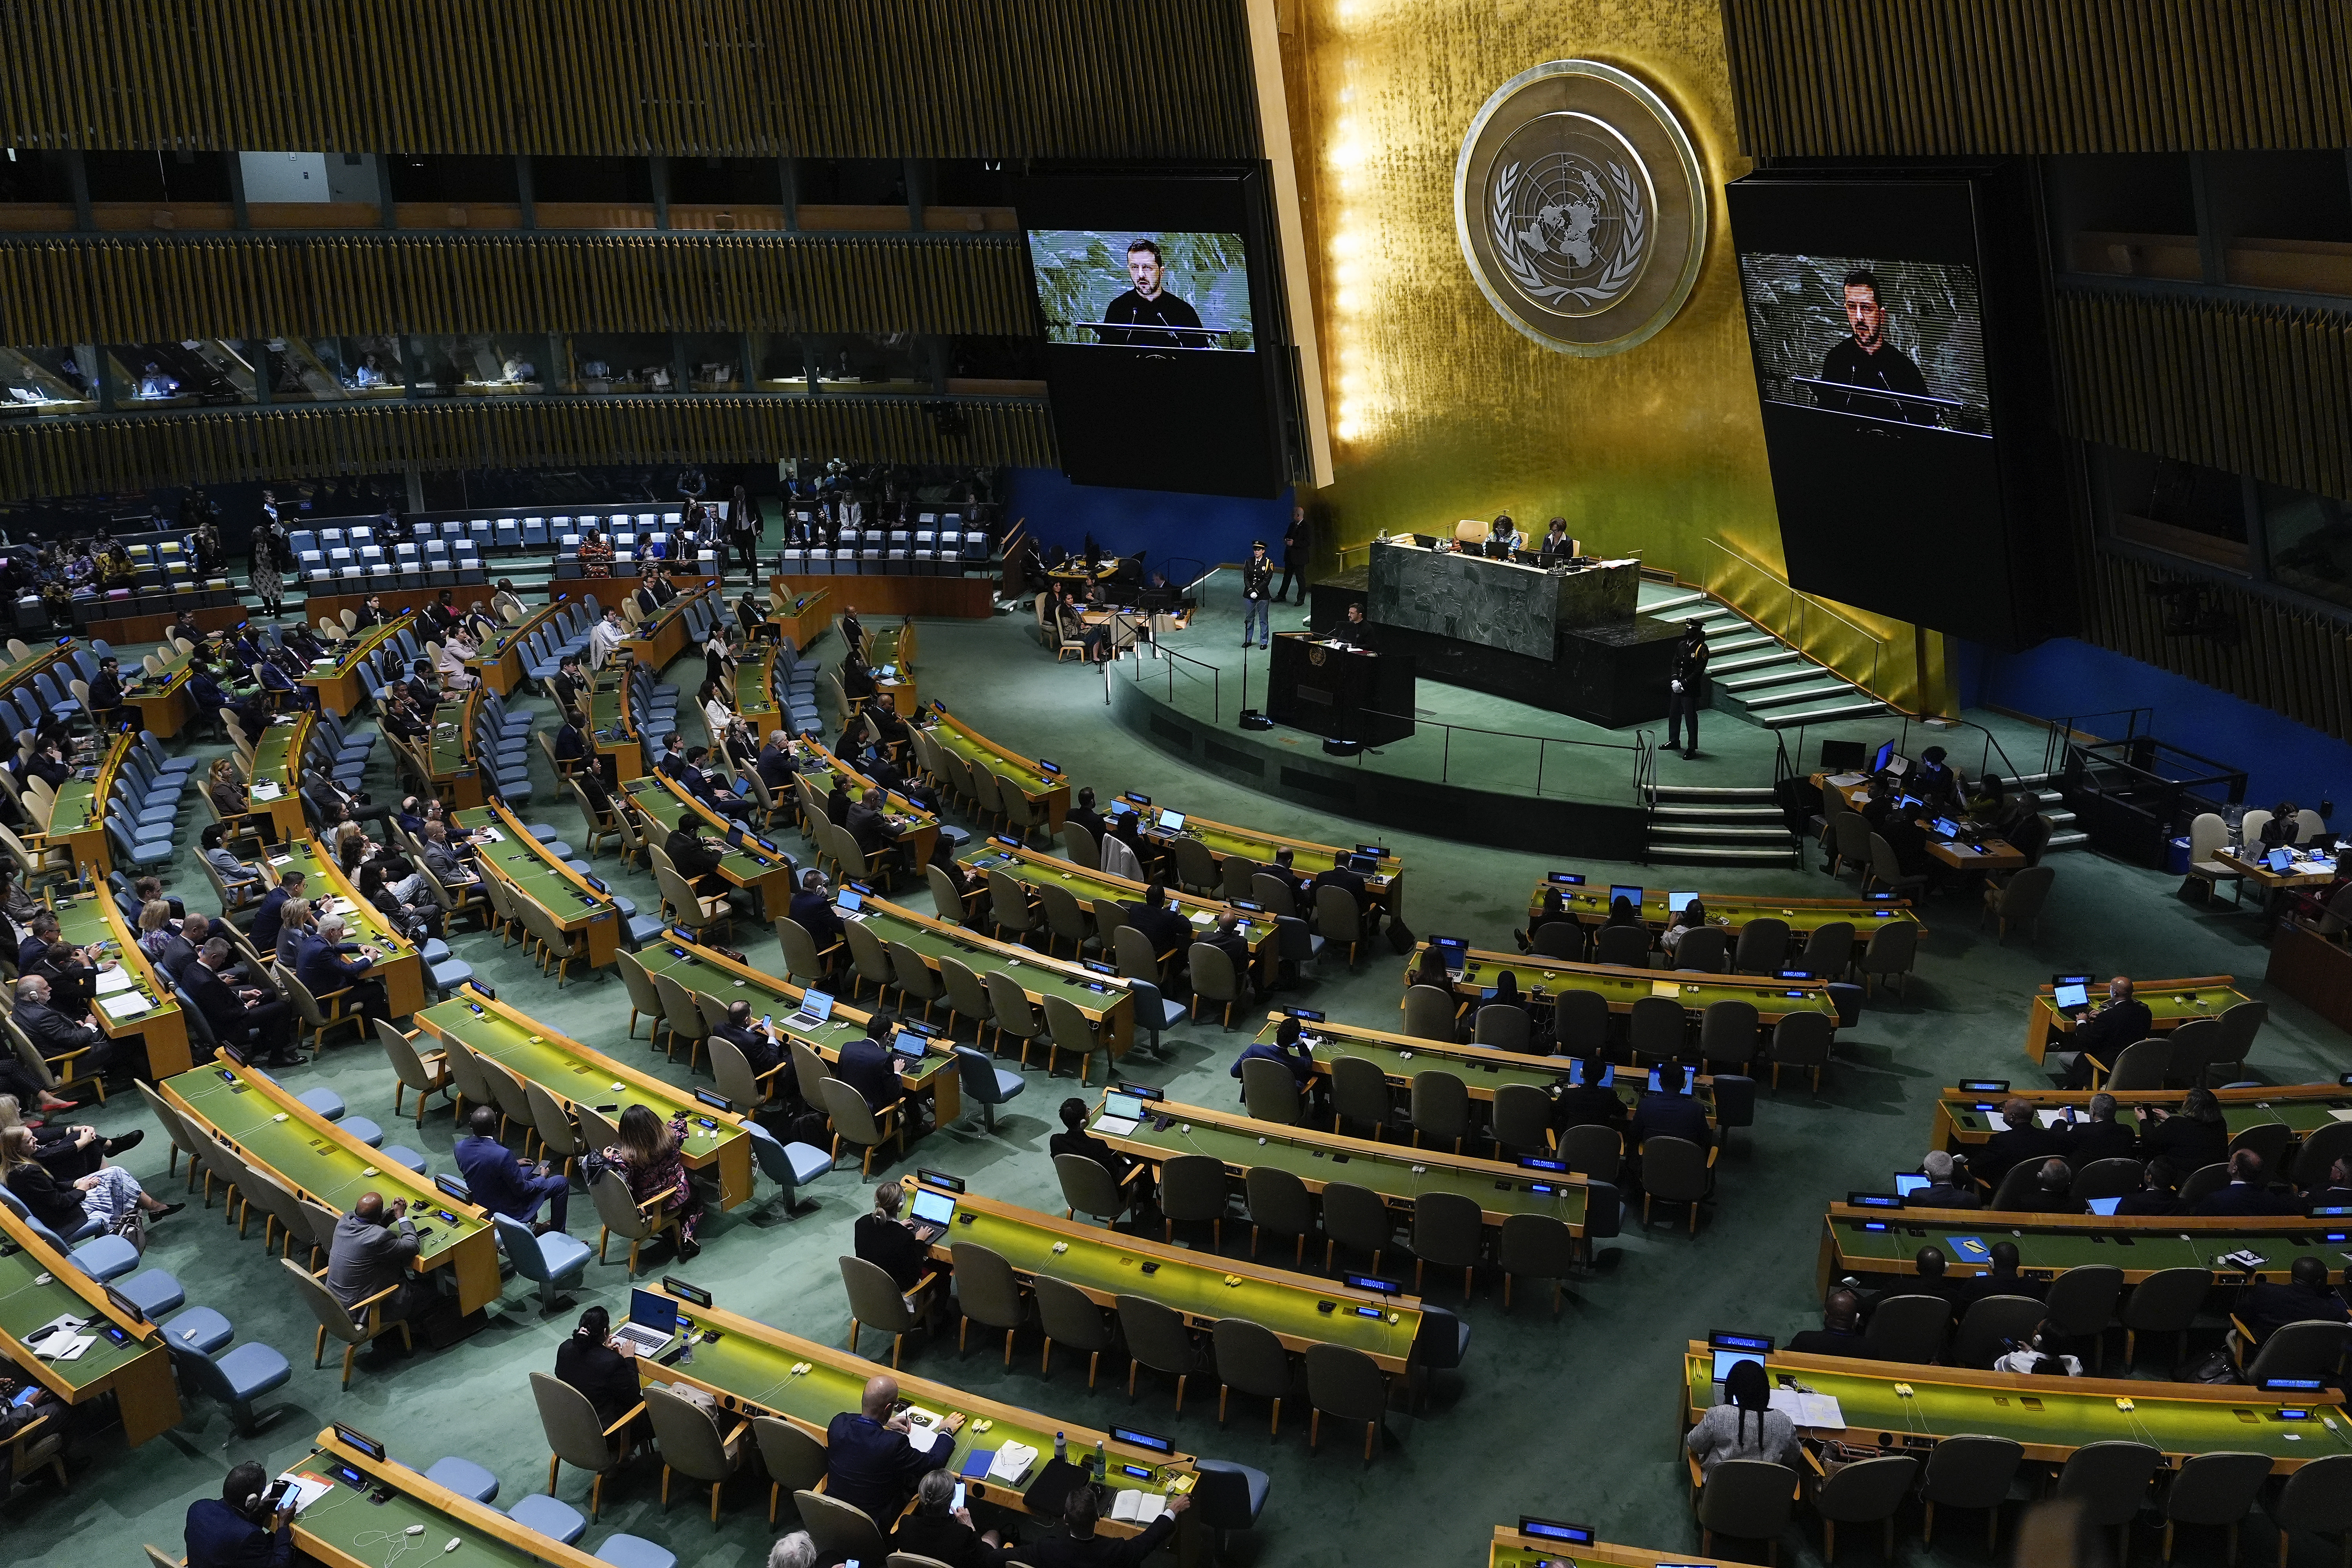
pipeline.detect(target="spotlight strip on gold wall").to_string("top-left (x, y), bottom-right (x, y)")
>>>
top-left (2053, 287), bottom-right (2352, 507)
top-left (1722, 0), bottom-right (2352, 156)
top-left (0, 0), bottom-right (1260, 160)
top-left (0, 233), bottom-right (1035, 344)
top-left (0, 396), bottom-right (1054, 497)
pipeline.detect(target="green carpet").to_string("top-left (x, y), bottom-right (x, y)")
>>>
top-left (9, 593), bottom-right (2345, 1568)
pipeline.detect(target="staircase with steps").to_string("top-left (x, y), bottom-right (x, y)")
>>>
top-left (1644, 773), bottom-right (2089, 866)
top-left (1643, 586), bottom-right (1889, 729)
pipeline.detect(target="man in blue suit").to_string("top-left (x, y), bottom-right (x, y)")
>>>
top-left (1629, 1060), bottom-right (1714, 1152)
top-left (453, 1106), bottom-right (569, 1231)
top-left (183, 1462), bottom-right (295, 1568)
top-left (296, 913), bottom-right (390, 1024)
top-left (824, 1374), bottom-right (962, 1524)
top-left (2191, 1150), bottom-right (2298, 1216)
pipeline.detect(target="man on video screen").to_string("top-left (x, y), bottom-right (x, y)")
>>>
top-left (1817, 269), bottom-right (1935, 424)
top-left (1100, 239), bottom-right (1205, 349)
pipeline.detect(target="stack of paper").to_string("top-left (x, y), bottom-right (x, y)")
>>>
top-left (98, 991), bottom-right (152, 1022)
top-left (1768, 1388), bottom-right (1846, 1428)
top-left (94, 966), bottom-right (136, 997)
top-left (34, 1333), bottom-right (94, 1361)
top-left (1110, 1491), bottom-right (1169, 1524)
top-left (988, 1441), bottom-right (1038, 1484)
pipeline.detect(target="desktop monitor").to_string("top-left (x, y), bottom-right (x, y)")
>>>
top-left (1871, 740), bottom-right (1895, 773)
top-left (1608, 884), bottom-right (1643, 910)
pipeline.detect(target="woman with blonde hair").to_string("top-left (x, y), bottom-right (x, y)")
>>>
top-left (135, 898), bottom-right (178, 961)
top-left (1, 1124), bottom-right (180, 1236)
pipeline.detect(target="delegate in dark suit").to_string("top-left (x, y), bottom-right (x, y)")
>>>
top-left (1551, 1078), bottom-right (1629, 1134)
top-left (1310, 863), bottom-right (1374, 927)
top-left (1124, 902), bottom-right (1192, 963)
top-left (833, 1035), bottom-right (904, 1114)
top-left (325, 1207), bottom-right (429, 1322)
top-left (14, 997), bottom-right (118, 1076)
top-left (2060, 996), bottom-right (2154, 1088)
top-left (182, 1496), bottom-right (295, 1568)
top-left (667, 824), bottom-right (730, 896)
top-left (823, 1410), bottom-right (951, 1522)
top-left (183, 956), bottom-right (292, 1060)
top-left (2192, 1180), bottom-right (2298, 1218)
top-left (788, 887), bottom-right (842, 949)
top-left (892, 1511), bottom-right (1007, 1568)
top-left (1017, 1511), bottom-right (1181, 1568)
top-left (2239, 1275), bottom-right (2351, 1343)
top-left (855, 1211), bottom-right (931, 1291)
top-left (296, 930), bottom-right (390, 1023)
top-left (1979, 1114), bottom-right (2067, 1184)
top-left (455, 1126), bottom-right (570, 1229)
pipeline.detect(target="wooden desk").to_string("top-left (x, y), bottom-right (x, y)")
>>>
top-left (425, 691), bottom-right (485, 810)
top-left (416, 985), bottom-right (754, 1209)
top-left (621, 579), bottom-right (721, 669)
top-left (0, 1204), bottom-right (180, 1446)
top-left (267, 838), bottom-right (428, 1020)
top-left (853, 892), bottom-right (1135, 1064)
top-left (0, 639), bottom-right (76, 697)
top-left (299, 614), bottom-right (412, 716)
top-left (292, 1428), bottom-right (609, 1568)
top-left (1680, 1339), bottom-right (2343, 1470)
top-left (969, 838), bottom-right (1279, 986)
top-left (466, 600), bottom-right (563, 696)
top-left (1525, 879), bottom-right (1924, 945)
top-left (1490, 1530), bottom-right (1747, 1568)
top-left (1253, 1010), bottom-right (1719, 1124)
top-left (2220, 846), bottom-right (2337, 893)
top-left (2267, 918), bottom-right (2352, 1033)
top-left (1120, 793), bottom-right (1407, 921)
top-left (1414, 942), bottom-right (1839, 1027)
top-left (1929, 1082), bottom-right (2350, 1152)
top-left (53, 885), bottom-right (193, 1078)
top-left (791, 735), bottom-right (940, 868)
top-left (636, 1285), bottom-right (1200, 1543)
top-left (590, 668), bottom-right (641, 782)
top-left (163, 1059), bottom-right (500, 1313)
top-left (867, 618), bottom-right (918, 715)
top-left (923, 706), bottom-right (1069, 831)
top-left (766, 586), bottom-right (830, 650)
top-left (734, 644), bottom-right (782, 744)
top-left (904, 1176), bottom-right (1423, 1371)
top-left (123, 645), bottom-right (196, 739)
top-left (1092, 1095), bottom-right (1588, 1237)
top-left (629, 933), bottom-right (962, 1124)
top-left (2021, 976), bottom-right (2243, 1063)
top-left (458, 801), bottom-right (622, 971)
top-left (1817, 1202), bottom-right (2352, 1296)
top-left (246, 713), bottom-right (312, 840)
top-left (621, 771), bottom-right (796, 917)
top-left (48, 731), bottom-right (124, 878)
top-left (1926, 834), bottom-right (2025, 872)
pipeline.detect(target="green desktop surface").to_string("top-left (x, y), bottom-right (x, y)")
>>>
top-left (1937, 1096), bottom-right (2348, 1140)
top-left (621, 775), bottom-right (786, 883)
top-left (1256, 1016), bottom-right (1715, 1116)
top-left (857, 900), bottom-right (1127, 1016)
top-left (416, 998), bottom-right (738, 1165)
top-left (1830, 1214), bottom-right (2352, 1279)
top-left (272, 840), bottom-right (407, 953)
top-left (166, 1065), bottom-right (485, 1269)
top-left (0, 1246), bottom-right (148, 1392)
top-left (51, 891), bottom-right (177, 1026)
top-left (1527, 883), bottom-right (1923, 936)
top-left (659, 1300), bottom-right (1181, 1513)
top-left (453, 808), bottom-right (612, 920)
top-left (1093, 1104), bottom-right (1586, 1230)
top-left (628, 941), bottom-right (955, 1093)
top-left (787, 742), bottom-right (936, 830)
top-left (735, 649), bottom-right (776, 719)
top-left (935, 1196), bottom-right (1418, 1361)
top-left (928, 715), bottom-right (1055, 795)
top-left (1681, 1350), bottom-right (2352, 1461)
top-left (968, 847), bottom-right (1276, 946)
top-left (428, 701), bottom-right (473, 780)
top-left (1447, 952), bottom-right (1837, 1022)
top-left (250, 717), bottom-right (301, 793)
top-left (292, 1452), bottom-right (544, 1568)
top-left (48, 737), bottom-right (115, 833)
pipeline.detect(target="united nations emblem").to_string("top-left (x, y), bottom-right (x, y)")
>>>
top-left (1455, 60), bottom-right (1707, 357)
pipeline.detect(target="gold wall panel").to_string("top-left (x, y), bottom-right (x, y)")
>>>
top-left (0, 396), bottom-right (1053, 498)
top-left (0, 233), bottom-right (1033, 343)
top-left (1722, 0), bottom-right (2352, 158)
top-left (1283, 0), bottom-right (1927, 701)
top-left (2054, 287), bottom-right (2352, 506)
top-left (0, 0), bottom-right (1258, 160)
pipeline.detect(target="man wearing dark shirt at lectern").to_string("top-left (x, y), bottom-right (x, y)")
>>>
top-left (1817, 269), bottom-right (1935, 425)
top-left (1099, 240), bottom-right (1204, 349)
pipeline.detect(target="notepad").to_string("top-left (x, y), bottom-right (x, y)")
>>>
top-left (250, 782), bottom-right (283, 800)
top-left (276, 1471), bottom-right (335, 1514)
top-left (1826, 773), bottom-right (1867, 788)
top-left (94, 965), bottom-right (136, 996)
top-left (987, 1441), bottom-right (1038, 1484)
top-left (1650, 980), bottom-right (1682, 998)
top-left (2034, 1109), bottom-right (2072, 1128)
top-left (33, 1333), bottom-right (94, 1362)
top-left (1111, 1490), bottom-right (1170, 1524)
top-left (97, 991), bottom-right (152, 1022)
top-left (1948, 1235), bottom-right (1991, 1263)
top-left (2330, 1109), bottom-right (2352, 1123)
top-left (1769, 1388), bottom-right (1846, 1428)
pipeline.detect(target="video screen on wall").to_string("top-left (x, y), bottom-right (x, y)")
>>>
top-left (1027, 231), bottom-right (1255, 352)
top-left (1726, 176), bottom-right (2033, 648)
top-left (1737, 254), bottom-right (1990, 437)
top-left (1018, 173), bottom-right (1283, 498)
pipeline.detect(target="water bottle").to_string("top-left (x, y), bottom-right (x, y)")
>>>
top-left (1054, 1430), bottom-right (1067, 1465)
top-left (1093, 1437), bottom-right (1105, 1479)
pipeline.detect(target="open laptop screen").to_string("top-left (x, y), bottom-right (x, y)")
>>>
top-left (909, 1189), bottom-right (956, 1228)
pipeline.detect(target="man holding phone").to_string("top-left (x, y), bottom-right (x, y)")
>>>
top-left (184, 1461), bottom-right (297, 1567)
top-left (891, 1467), bottom-right (1011, 1566)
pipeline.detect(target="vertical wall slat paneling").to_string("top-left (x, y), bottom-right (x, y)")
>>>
top-left (1720, 0), bottom-right (2352, 155)
top-left (0, 396), bottom-right (1054, 496)
top-left (0, 0), bottom-right (1258, 160)
top-left (0, 233), bottom-right (1034, 342)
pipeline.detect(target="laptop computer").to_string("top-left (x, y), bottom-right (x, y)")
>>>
top-left (2051, 977), bottom-right (2092, 1015)
top-left (907, 1187), bottom-right (957, 1244)
top-left (1096, 1091), bottom-right (1147, 1138)
top-left (2085, 1196), bottom-right (2123, 1216)
top-left (609, 1288), bottom-right (683, 1356)
top-left (1667, 891), bottom-right (1699, 914)
top-left (783, 989), bottom-right (835, 1033)
top-left (1567, 1058), bottom-right (1614, 1088)
top-left (1707, 1332), bottom-right (1771, 1399)
top-left (833, 888), bottom-right (864, 918)
top-left (2268, 848), bottom-right (2295, 872)
top-left (1893, 1173), bottom-right (1930, 1200)
top-left (1610, 884), bottom-right (1643, 909)
top-left (1931, 817), bottom-right (1962, 839)
top-left (1430, 937), bottom-right (1469, 973)
top-left (890, 1029), bottom-right (929, 1063)
top-left (1871, 740), bottom-right (1896, 773)
top-left (1156, 809), bottom-right (1186, 833)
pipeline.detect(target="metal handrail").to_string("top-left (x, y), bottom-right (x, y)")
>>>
top-left (1341, 704), bottom-right (1654, 801)
top-left (2041, 708), bottom-right (2151, 777)
top-left (1703, 539), bottom-right (1899, 707)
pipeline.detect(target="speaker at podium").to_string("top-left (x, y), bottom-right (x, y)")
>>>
top-left (1265, 631), bottom-right (1416, 746)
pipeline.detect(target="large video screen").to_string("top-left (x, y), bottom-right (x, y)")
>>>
top-left (1726, 175), bottom-right (2054, 650)
top-left (1027, 231), bottom-right (1254, 352)
top-left (1737, 255), bottom-right (1989, 436)
top-left (1017, 173), bottom-right (1284, 498)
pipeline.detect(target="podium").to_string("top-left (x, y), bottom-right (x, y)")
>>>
top-left (1266, 632), bottom-right (1415, 746)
